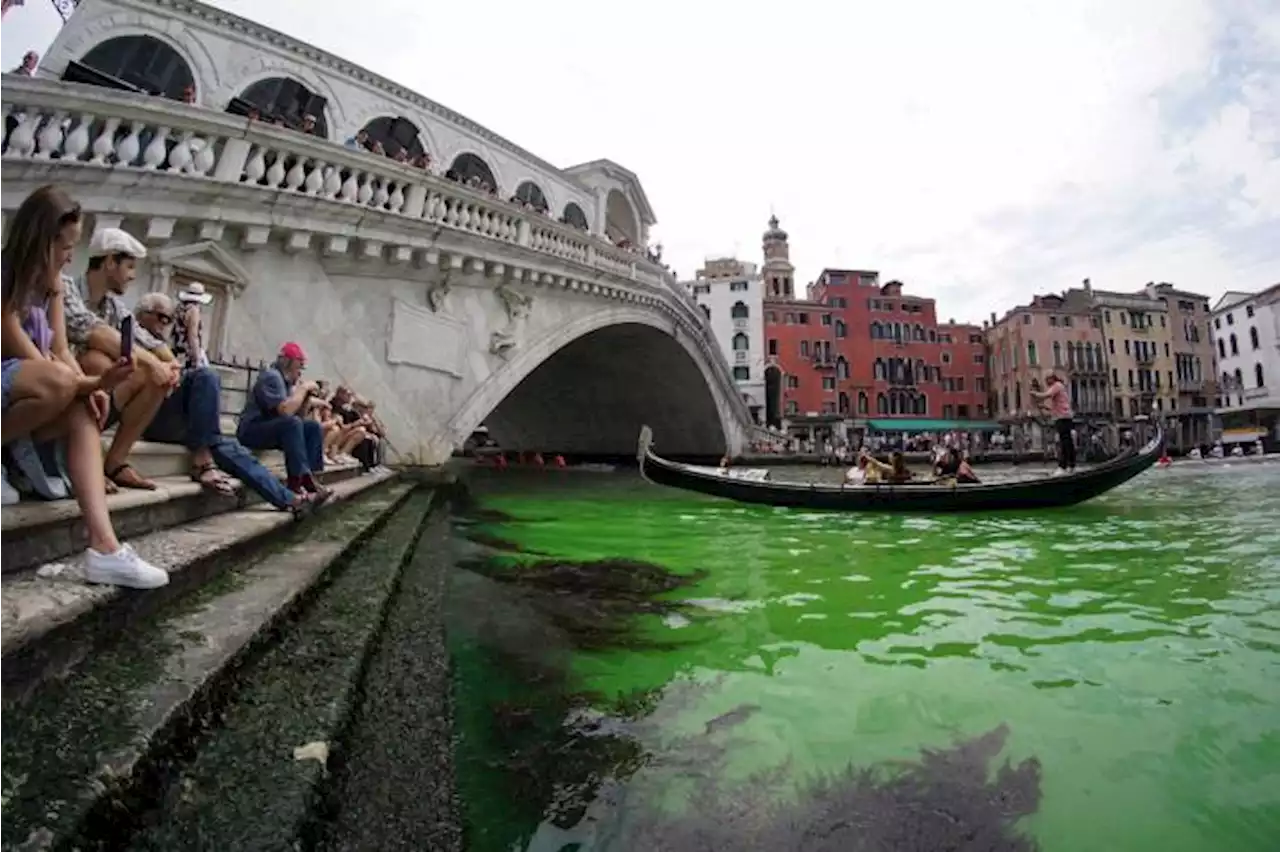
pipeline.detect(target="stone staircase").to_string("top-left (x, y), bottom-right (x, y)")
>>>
top-left (1, 462), bottom-right (461, 849)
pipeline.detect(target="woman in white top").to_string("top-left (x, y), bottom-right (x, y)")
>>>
top-left (171, 282), bottom-right (212, 371)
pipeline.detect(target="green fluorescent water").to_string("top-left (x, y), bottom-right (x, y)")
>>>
top-left (452, 463), bottom-right (1280, 851)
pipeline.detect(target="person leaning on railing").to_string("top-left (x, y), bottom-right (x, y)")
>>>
top-left (1, 185), bottom-right (168, 588)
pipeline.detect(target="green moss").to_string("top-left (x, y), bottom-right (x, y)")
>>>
top-left (124, 489), bottom-right (436, 852)
top-left (0, 482), bottom-right (414, 851)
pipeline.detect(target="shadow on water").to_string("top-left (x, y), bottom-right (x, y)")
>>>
top-left (447, 498), bottom-right (1045, 852)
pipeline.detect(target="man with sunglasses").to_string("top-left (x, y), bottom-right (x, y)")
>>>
top-left (135, 292), bottom-right (320, 518)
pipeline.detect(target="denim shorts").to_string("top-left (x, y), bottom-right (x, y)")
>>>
top-left (1, 357), bottom-right (21, 411)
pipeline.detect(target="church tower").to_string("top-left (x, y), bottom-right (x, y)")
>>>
top-left (762, 215), bottom-right (794, 298)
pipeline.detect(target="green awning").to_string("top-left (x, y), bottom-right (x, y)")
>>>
top-left (865, 418), bottom-right (1003, 432)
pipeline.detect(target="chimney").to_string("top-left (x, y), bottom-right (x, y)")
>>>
top-left (989, 311), bottom-right (997, 325)
top-left (1083, 277), bottom-right (1092, 294)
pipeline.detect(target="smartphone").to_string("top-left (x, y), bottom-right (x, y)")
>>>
top-left (119, 314), bottom-right (135, 361)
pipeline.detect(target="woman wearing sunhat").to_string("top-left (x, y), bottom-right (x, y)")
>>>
top-left (172, 282), bottom-right (212, 371)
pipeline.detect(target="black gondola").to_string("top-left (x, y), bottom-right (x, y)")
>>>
top-left (637, 424), bottom-right (1163, 513)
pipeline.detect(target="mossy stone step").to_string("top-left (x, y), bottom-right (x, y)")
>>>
top-left (122, 488), bottom-right (438, 852)
top-left (0, 481), bottom-right (416, 852)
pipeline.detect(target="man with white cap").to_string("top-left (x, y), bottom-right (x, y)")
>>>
top-left (62, 227), bottom-right (180, 491)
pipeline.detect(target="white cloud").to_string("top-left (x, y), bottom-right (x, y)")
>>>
top-left (3, 0), bottom-right (1277, 322)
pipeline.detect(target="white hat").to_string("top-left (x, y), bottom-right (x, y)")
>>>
top-left (177, 282), bottom-right (213, 305)
top-left (88, 227), bottom-right (147, 259)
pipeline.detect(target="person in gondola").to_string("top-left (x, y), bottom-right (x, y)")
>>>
top-left (1030, 372), bottom-right (1075, 476)
top-left (934, 447), bottom-right (980, 484)
top-left (859, 450), bottom-right (912, 484)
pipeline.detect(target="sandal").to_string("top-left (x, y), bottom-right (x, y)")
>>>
top-left (106, 463), bottom-right (158, 491)
top-left (190, 463), bottom-right (237, 497)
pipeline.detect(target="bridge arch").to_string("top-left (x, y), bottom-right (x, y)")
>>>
top-left (448, 309), bottom-right (735, 457)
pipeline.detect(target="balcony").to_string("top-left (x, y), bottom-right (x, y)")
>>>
top-left (1177, 378), bottom-right (1205, 393)
top-left (732, 318), bottom-right (749, 330)
top-left (735, 351), bottom-right (749, 364)
top-left (1135, 353), bottom-right (1156, 365)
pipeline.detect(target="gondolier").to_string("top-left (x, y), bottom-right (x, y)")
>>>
top-left (1031, 373), bottom-right (1075, 476)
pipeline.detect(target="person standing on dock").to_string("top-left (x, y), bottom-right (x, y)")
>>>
top-left (1031, 373), bottom-right (1075, 476)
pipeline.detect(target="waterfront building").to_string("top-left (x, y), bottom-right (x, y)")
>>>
top-left (2, 0), bottom-right (762, 463)
top-left (1211, 284), bottom-right (1280, 448)
top-left (684, 259), bottom-right (766, 424)
top-left (762, 254), bottom-right (992, 443)
top-left (984, 289), bottom-right (1110, 424)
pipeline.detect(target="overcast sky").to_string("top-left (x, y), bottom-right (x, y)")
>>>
top-left (5, 0), bottom-right (1278, 323)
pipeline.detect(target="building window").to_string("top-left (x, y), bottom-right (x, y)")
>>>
top-left (730, 281), bottom-right (749, 292)
top-left (733, 366), bottom-right (750, 381)
top-left (1246, 305), bottom-right (1255, 318)
top-left (1027, 342), bottom-right (1038, 366)
top-left (1251, 328), bottom-right (1260, 350)
top-left (821, 314), bottom-right (832, 326)
top-left (800, 341), bottom-right (810, 357)
top-left (858, 392), bottom-right (868, 414)
top-left (876, 393), bottom-right (888, 414)
top-left (787, 375), bottom-right (800, 389)
top-left (731, 301), bottom-right (749, 319)
top-left (822, 377), bottom-right (836, 391)
top-left (835, 320), bottom-right (847, 338)
top-left (732, 333), bottom-right (749, 351)
top-left (768, 339), bottom-right (778, 356)
top-left (1256, 363), bottom-right (1266, 388)
top-left (798, 313), bottom-right (810, 325)
top-left (786, 401), bottom-right (798, 415)
top-left (1230, 334), bottom-right (1239, 356)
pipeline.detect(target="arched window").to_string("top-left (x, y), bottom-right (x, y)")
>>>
top-left (877, 393), bottom-right (888, 414)
top-left (230, 77), bottom-right (329, 137)
top-left (870, 321), bottom-right (881, 339)
top-left (70, 35), bottom-right (194, 101)
top-left (1234, 367), bottom-right (1243, 390)
top-left (514, 181), bottom-right (549, 213)
top-left (1084, 345), bottom-right (1094, 371)
top-left (732, 333), bottom-right (750, 351)
top-left (1052, 341), bottom-right (1062, 367)
top-left (1094, 343), bottom-right (1103, 368)
top-left (839, 392), bottom-right (850, 414)
top-left (1256, 363), bottom-right (1265, 388)
top-left (874, 359), bottom-right (886, 381)
top-left (904, 360), bottom-right (915, 385)
top-left (731, 301), bottom-right (749, 319)
top-left (1218, 338), bottom-right (1227, 359)
top-left (447, 153), bottom-right (498, 192)
top-left (1002, 387), bottom-right (1009, 412)
top-left (1250, 328), bottom-right (1260, 350)
top-left (914, 324), bottom-right (925, 341)
top-left (1222, 370), bottom-right (1231, 388)
top-left (1067, 343), bottom-right (1076, 369)
top-left (1014, 382), bottom-right (1023, 410)
top-left (858, 392), bottom-right (868, 414)
top-left (1230, 333), bottom-right (1239, 356)
top-left (733, 366), bottom-right (750, 381)
top-left (893, 323), bottom-right (903, 343)
top-left (355, 116), bottom-right (425, 159)
top-left (836, 357), bottom-right (849, 380)
top-left (562, 203), bottom-right (589, 231)
top-left (915, 395), bottom-right (927, 415)
top-left (835, 319), bottom-right (847, 338)
top-left (1027, 341), bottom-right (1038, 366)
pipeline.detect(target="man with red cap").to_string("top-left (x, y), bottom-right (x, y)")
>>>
top-left (237, 341), bottom-right (331, 501)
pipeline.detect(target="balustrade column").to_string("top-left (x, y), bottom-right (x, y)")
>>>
top-left (213, 138), bottom-right (253, 182)
top-left (402, 183), bottom-right (427, 219)
top-left (516, 218), bottom-right (531, 247)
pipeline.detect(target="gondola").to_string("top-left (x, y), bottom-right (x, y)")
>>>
top-left (637, 423), bottom-right (1163, 513)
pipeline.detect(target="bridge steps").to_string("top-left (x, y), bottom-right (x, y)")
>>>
top-left (0, 476), bottom-right (416, 852)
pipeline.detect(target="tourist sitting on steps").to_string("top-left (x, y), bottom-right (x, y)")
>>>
top-left (62, 229), bottom-right (181, 492)
top-left (237, 342), bottom-right (332, 502)
top-left (134, 292), bottom-right (320, 518)
top-left (1, 185), bottom-right (168, 588)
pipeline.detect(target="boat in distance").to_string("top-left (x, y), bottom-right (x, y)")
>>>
top-left (637, 425), bottom-right (1163, 513)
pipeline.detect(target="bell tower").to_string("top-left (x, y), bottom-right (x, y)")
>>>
top-left (762, 215), bottom-right (794, 298)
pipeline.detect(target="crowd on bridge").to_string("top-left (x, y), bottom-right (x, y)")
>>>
top-left (2, 184), bottom-right (388, 589)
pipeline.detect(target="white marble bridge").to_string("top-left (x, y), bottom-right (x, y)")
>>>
top-left (0, 0), bottom-right (759, 464)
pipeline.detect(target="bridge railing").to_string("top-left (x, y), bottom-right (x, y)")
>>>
top-left (0, 75), bottom-right (753, 430)
top-left (0, 76), bottom-right (673, 289)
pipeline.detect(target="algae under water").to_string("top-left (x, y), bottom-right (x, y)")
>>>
top-left (446, 462), bottom-right (1280, 852)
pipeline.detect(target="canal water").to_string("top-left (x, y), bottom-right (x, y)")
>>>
top-left (446, 462), bottom-right (1280, 852)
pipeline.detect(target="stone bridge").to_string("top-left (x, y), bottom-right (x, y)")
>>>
top-left (2, 40), bottom-right (759, 463)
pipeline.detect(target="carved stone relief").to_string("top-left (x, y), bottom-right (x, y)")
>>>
top-left (488, 282), bottom-right (534, 359)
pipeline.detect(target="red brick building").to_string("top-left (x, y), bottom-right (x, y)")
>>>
top-left (764, 268), bottom-right (990, 432)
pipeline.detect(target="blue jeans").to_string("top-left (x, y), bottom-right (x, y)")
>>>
top-left (237, 415), bottom-right (325, 479)
top-left (145, 367), bottom-right (297, 510)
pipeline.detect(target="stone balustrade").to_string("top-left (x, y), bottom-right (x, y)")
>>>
top-left (0, 76), bottom-right (749, 428)
top-left (2, 77), bottom-right (684, 288)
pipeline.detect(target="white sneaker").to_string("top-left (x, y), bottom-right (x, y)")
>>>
top-left (83, 544), bottom-right (169, 589)
top-left (0, 465), bottom-right (18, 504)
top-left (1051, 468), bottom-right (1066, 477)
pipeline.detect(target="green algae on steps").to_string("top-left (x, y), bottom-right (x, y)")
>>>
top-left (311, 508), bottom-right (461, 852)
top-left (123, 488), bottom-right (437, 852)
top-left (0, 481), bottom-right (414, 852)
